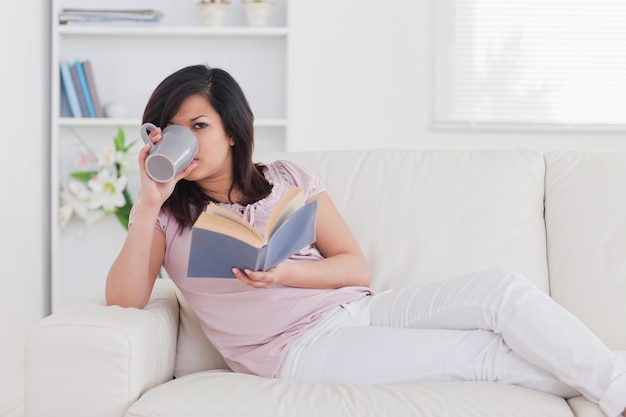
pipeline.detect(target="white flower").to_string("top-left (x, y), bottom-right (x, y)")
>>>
top-left (97, 145), bottom-right (116, 167)
top-left (87, 169), bottom-right (128, 211)
top-left (60, 180), bottom-right (92, 220)
top-left (115, 149), bottom-right (136, 175)
top-left (59, 128), bottom-right (136, 230)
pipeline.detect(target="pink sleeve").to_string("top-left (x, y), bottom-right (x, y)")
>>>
top-left (128, 198), bottom-right (169, 233)
top-left (272, 160), bottom-right (326, 201)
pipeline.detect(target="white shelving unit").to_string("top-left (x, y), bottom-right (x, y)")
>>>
top-left (50, 0), bottom-right (289, 311)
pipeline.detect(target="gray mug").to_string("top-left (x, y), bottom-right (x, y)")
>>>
top-left (140, 122), bottom-right (199, 183)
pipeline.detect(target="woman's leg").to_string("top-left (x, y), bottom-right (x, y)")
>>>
top-left (281, 319), bottom-right (579, 398)
top-left (367, 268), bottom-right (626, 417)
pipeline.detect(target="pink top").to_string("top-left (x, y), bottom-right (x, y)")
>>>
top-left (134, 160), bottom-right (371, 377)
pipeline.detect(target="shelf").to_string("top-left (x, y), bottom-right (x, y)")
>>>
top-left (58, 117), bottom-right (287, 128)
top-left (59, 117), bottom-right (137, 127)
top-left (51, 0), bottom-right (289, 311)
top-left (58, 25), bottom-right (288, 37)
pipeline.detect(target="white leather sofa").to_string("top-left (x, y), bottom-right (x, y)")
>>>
top-left (25, 149), bottom-right (626, 417)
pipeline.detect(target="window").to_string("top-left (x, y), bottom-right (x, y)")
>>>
top-left (433, 0), bottom-right (626, 129)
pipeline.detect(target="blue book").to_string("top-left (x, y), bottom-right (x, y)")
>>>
top-left (70, 63), bottom-right (89, 116)
top-left (59, 82), bottom-right (71, 117)
top-left (59, 60), bottom-right (82, 117)
top-left (74, 60), bottom-right (96, 117)
top-left (187, 187), bottom-right (318, 278)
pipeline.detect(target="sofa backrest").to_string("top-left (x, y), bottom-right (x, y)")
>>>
top-left (278, 150), bottom-right (549, 290)
top-left (545, 151), bottom-right (626, 350)
top-left (174, 149), bottom-right (549, 376)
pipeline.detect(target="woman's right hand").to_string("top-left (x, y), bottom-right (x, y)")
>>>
top-left (137, 127), bottom-right (197, 207)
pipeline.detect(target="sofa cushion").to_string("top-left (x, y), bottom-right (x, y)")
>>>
top-left (173, 284), bottom-right (229, 378)
top-left (263, 150), bottom-right (549, 291)
top-left (567, 396), bottom-right (606, 417)
top-left (545, 151), bottom-right (626, 349)
top-left (126, 370), bottom-right (573, 417)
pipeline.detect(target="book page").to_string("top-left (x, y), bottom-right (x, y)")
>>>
top-left (194, 206), bottom-right (264, 247)
top-left (203, 204), bottom-right (260, 236)
top-left (266, 186), bottom-right (305, 239)
top-left (264, 199), bottom-right (318, 269)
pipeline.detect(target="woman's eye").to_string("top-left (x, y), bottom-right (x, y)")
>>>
top-left (194, 122), bottom-right (208, 129)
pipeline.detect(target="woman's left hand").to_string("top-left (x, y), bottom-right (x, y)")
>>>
top-left (232, 264), bottom-right (287, 289)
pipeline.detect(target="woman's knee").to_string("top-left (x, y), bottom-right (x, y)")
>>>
top-left (470, 267), bottom-right (536, 300)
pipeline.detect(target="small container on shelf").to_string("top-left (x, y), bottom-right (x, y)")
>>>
top-left (243, 0), bottom-right (272, 27)
top-left (199, 0), bottom-right (230, 27)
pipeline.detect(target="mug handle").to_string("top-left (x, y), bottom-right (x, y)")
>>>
top-left (140, 122), bottom-right (158, 151)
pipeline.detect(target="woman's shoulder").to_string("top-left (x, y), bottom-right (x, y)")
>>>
top-left (264, 159), bottom-right (315, 183)
top-left (264, 159), bottom-right (326, 200)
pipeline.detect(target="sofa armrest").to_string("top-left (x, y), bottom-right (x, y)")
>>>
top-left (25, 279), bottom-right (179, 417)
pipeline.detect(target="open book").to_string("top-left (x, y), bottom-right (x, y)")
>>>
top-left (187, 186), bottom-right (318, 278)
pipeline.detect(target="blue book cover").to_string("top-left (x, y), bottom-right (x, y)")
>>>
top-left (187, 188), bottom-right (318, 278)
top-left (59, 82), bottom-right (71, 117)
top-left (74, 60), bottom-right (96, 117)
top-left (70, 63), bottom-right (89, 116)
top-left (59, 60), bottom-right (82, 117)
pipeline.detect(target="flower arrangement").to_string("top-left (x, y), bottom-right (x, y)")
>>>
top-left (59, 128), bottom-right (137, 231)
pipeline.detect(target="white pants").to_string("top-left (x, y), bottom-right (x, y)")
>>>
top-left (278, 268), bottom-right (626, 417)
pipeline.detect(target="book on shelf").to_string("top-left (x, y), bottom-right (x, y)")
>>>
top-left (59, 59), bottom-right (105, 118)
top-left (81, 60), bottom-right (105, 117)
top-left (59, 83), bottom-right (71, 117)
top-left (70, 61), bottom-right (90, 116)
top-left (59, 9), bottom-right (164, 25)
top-left (187, 186), bottom-right (318, 278)
top-left (74, 60), bottom-right (96, 117)
top-left (59, 60), bottom-right (82, 117)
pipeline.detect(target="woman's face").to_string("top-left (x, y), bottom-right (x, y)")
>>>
top-left (168, 94), bottom-right (235, 188)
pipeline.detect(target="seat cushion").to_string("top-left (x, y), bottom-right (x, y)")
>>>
top-left (126, 371), bottom-right (572, 417)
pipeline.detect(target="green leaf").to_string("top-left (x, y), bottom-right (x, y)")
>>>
top-left (113, 188), bottom-right (134, 230)
top-left (113, 128), bottom-right (125, 152)
top-left (114, 209), bottom-right (130, 230)
top-left (70, 171), bottom-right (98, 182)
top-left (124, 139), bottom-right (139, 152)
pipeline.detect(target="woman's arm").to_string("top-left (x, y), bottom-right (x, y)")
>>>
top-left (106, 135), bottom-right (197, 309)
top-left (105, 201), bottom-right (165, 308)
top-left (233, 191), bottom-right (371, 289)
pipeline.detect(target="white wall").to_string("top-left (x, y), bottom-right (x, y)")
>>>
top-left (288, 0), bottom-right (626, 152)
top-left (0, 1), bottom-right (49, 416)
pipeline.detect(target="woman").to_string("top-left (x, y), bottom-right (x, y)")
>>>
top-left (106, 64), bottom-right (626, 417)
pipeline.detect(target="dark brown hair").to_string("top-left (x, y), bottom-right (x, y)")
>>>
top-left (142, 64), bottom-right (272, 228)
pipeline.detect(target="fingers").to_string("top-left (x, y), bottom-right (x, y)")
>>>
top-left (139, 125), bottom-right (159, 168)
top-left (232, 268), bottom-right (277, 288)
top-left (174, 160), bottom-right (198, 182)
top-left (138, 143), bottom-right (150, 163)
top-left (137, 143), bottom-right (152, 180)
top-left (149, 127), bottom-right (162, 143)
